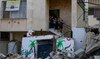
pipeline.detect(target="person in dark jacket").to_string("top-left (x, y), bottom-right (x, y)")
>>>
top-left (59, 20), bottom-right (64, 33)
top-left (49, 16), bottom-right (55, 28)
top-left (55, 18), bottom-right (59, 30)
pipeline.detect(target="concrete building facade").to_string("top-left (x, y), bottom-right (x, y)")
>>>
top-left (0, 0), bottom-right (85, 54)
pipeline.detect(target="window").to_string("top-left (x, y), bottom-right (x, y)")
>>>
top-left (88, 8), bottom-right (94, 15)
top-left (94, 8), bottom-right (100, 19)
top-left (0, 32), bottom-right (10, 41)
top-left (3, 0), bottom-right (27, 19)
top-left (3, 1), bottom-right (10, 18)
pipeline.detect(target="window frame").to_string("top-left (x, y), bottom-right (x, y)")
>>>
top-left (2, 0), bottom-right (27, 19)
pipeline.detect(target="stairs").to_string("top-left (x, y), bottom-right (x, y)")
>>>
top-left (48, 24), bottom-right (71, 38)
top-left (49, 28), bottom-right (62, 36)
top-left (49, 18), bottom-right (71, 38)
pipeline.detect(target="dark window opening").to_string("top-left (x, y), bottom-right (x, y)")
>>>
top-left (88, 8), bottom-right (94, 15)
top-left (0, 32), bottom-right (10, 41)
top-left (94, 8), bottom-right (100, 18)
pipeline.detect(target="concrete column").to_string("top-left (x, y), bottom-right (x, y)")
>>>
top-left (33, 0), bottom-right (49, 31)
top-left (10, 32), bottom-right (13, 41)
top-left (71, 0), bottom-right (77, 28)
top-left (27, 0), bottom-right (34, 30)
top-left (27, 0), bottom-right (49, 31)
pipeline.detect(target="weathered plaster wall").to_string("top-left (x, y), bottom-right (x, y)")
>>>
top-left (77, 4), bottom-right (86, 27)
top-left (0, 0), bottom-right (49, 31)
top-left (88, 15), bottom-right (99, 26)
top-left (0, 19), bottom-right (27, 31)
top-left (27, 0), bottom-right (49, 31)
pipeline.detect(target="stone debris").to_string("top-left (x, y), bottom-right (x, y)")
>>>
top-left (81, 26), bottom-right (100, 59)
top-left (0, 25), bottom-right (100, 59)
top-left (74, 48), bottom-right (84, 57)
top-left (49, 49), bottom-right (71, 59)
top-left (0, 53), bottom-right (6, 59)
top-left (85, 32), bottom-right (96, 52)
top-left (94, 56), bottom-right (100, 59)
top-left (5, 53), bottom-right (23, 59)
top-left (85, 29), bottom-right (100, 54)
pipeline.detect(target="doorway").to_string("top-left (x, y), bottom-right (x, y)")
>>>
top-left (49, 9), bottom-right (60, 18)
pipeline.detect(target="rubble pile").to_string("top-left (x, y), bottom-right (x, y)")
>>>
top-left (0, 53), bottom-right (6, 59)
top-left (6, 53), bottom-right (23, 59)
top-left (83, 26), bottom-right (100, 59)
top-left (0, 53), bottom-right (24, 59)
top-left (49, 49), bottom-right (73, 59)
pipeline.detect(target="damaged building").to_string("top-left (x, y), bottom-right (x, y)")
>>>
top-left (0, 0), bottom-right (100, 59)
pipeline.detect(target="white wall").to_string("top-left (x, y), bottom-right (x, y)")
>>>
top-left (88, 15), bottom-right (99, 26)
top-left (72, 28), bottom-right (86, 50)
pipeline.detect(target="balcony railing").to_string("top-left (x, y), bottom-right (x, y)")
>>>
top-left (77, 0), bottom-right (85, 10)
top-left (88, 0), bottom-right (100, 5)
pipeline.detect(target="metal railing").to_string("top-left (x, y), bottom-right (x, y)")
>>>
top-left (58, 18), bottom-right (72, 38)
top-left (77, 0), bottom-right (85, 10)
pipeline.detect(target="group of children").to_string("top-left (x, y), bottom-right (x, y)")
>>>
top-left (49, 16), bottom-right (64, 32)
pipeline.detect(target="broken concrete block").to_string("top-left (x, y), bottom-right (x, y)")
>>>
top-left (0, 53), bottom-right (6, 58)
top-left (75, 48), bottom-right (84, 57)
top-left (94, 56), bottom-right (100, 59)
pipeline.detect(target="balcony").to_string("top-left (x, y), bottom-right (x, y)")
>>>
top-left (0, 19), bottom-right (27, 31)
top-left (88, 0), bottom-right (100, 7)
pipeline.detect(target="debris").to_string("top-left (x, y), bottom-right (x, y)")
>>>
top-left (8, 41), bottom-right (17, 54)
top-left (74, 48), bottom-right (84, 57)
top-left (94, 56), bottom-right (100, 59)
top-left (0, 53), bottom-right (6, 59)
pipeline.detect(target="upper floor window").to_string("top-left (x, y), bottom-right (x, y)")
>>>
top-left (88, 8), bottom-right (94, 15)
top-left (3, 0), bottom-right (27, 19)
